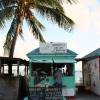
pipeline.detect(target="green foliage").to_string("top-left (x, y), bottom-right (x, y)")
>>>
top-left (3, 17), bottom-right (17, 55)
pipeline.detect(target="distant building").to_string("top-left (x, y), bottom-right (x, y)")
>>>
top-left (81, 48), bottom-right (100, 95)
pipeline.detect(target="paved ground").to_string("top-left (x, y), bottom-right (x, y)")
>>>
top-left (75, 93), bottom-right (100, 100)
top-left (75, 91), bottom-right (100, 100)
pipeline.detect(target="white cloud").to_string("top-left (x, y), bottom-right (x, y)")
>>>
top-left (63, 0), bottom-right (100, 34)
top-left (62, 0), bottom-right (100, 58)
top-left (90, 6), bottom-right (100, 35)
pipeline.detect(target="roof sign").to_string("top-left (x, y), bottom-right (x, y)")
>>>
top-left (40, 42), bottom-right (67, 54)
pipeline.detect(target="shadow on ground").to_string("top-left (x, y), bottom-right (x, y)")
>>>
top-left (75, 86), bottom-right (100, 100)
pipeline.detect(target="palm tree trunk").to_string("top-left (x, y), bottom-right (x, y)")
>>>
top-left (8, 33), bottom-right (18, 75)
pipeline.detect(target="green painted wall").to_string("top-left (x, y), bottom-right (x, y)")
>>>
top-left (26, 47), bottom-right (77, 100)
top-left (62, 76), bottom-right (75, 88)
top-left (29, 75), bottom-right (75, 88)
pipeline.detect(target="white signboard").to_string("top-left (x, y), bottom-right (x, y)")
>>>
top-left (40, 42), bottom-right (67, 54)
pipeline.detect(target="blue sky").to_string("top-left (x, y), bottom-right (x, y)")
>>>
top-left (0, 0), bottom-right (100, 62)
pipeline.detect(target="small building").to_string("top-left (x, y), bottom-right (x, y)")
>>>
top-left (81, 48), bottom-right (100, 95)
top-left (27, 42), bottom-right (77, 100)
top-left (0, 57), bottom-right (29, 100)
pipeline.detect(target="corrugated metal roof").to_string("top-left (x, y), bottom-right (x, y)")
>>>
top-left (83, 48), bottom-right (100, 59)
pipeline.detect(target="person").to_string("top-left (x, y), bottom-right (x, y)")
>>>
top-left (54, 68), bottom-right (62, 87)
top-left (66, 67), bottom-right (69, 76)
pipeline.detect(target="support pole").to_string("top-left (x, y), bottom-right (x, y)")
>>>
top-left (51, 66), bottom-right (53, 76)
top-left (51, 58), bottom-right (54, 76)
top-left (25, 66), bottom-right (26, 76)
top-left (17, 61), bottom-right (20, 75)
top-left (0, 60), bottom-right (1, 74)
top-left (2, 65), bottom-right (4, 73)
top-left (29, 61), bottom-right (32, 76)
top-left (27, 66), bottom-right (28, 75)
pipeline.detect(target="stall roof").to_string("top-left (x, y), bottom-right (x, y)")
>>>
top-left (27, 48), bottom-right (77, 56)
top-left (27, 48), bottom-right (77, 63)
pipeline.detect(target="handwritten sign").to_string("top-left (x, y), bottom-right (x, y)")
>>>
top-left (40, 42), bottom-right (67, 54)
top-left (29, 87), bottom-right (62, 100)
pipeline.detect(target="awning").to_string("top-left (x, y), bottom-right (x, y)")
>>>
top-left (53, 58), bottom-right (76, 63)
top-left (30, 58), bottom-right (76, 64)
top-left (30, 58), bottom-right (53, 63)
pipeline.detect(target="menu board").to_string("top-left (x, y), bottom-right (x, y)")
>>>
top-left (29, 87), bottom-right (63, 100)
top-left (40, 42), bottom-right (67, 54)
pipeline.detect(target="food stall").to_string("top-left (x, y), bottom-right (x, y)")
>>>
top-left (26, 42), bottom-right (77, 100)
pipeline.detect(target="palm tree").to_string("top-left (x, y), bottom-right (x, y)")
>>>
top-left (0, 0), bottom-right (75, 75)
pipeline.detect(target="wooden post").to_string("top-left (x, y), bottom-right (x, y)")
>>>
top-left (25, 66), bottom-right (26, 75)
top-left (82, 61), bottom-right (84, 86)
top-left (29, 61), bottom-right (32, 76)
top-left (2, 65), bottom-right (4, 73)
top-left (27, 66), bottom-right (28, 75)
top-left (17, 61), bottom-right (20, 76)
top-left (0, 60), bottom-right (1, 74)
top-left (8, 63), bottom-right (13, 75)
top-left (51, 58), bottom-right (54, 76)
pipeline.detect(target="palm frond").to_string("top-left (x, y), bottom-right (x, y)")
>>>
top-left (3, 15), bottom-right (23, 56)
top-left (3, 17), bottom-right (16, 55)
top-left (0, 6), bottom-right (14, 28)
top-left (53, 0), bottom-right (76, 4)
top-left (27, 18), bottom-right (45, 42)
top-left (65, 0), bottom-right (77, 4)
top-left (35, 0), bottom-right (63, 12)
top-left (0, 0), bottom-right (17, 9)
top-left (25, 8), bottom-right (45, 30)
top-left (35, 5), bottom-right (74, 31)
top-left (26, 10), bottom-right (45, 42)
